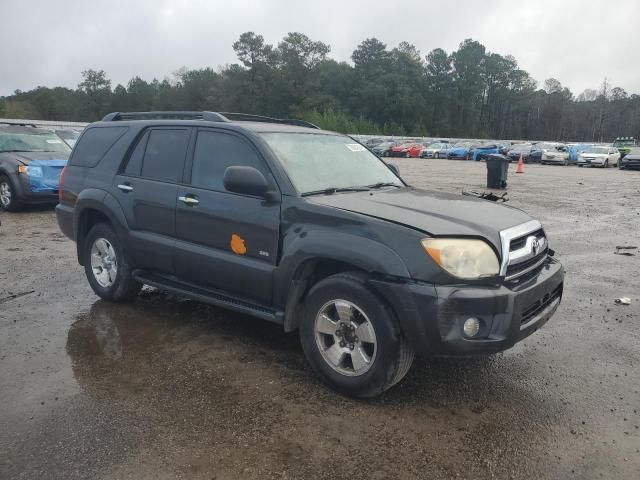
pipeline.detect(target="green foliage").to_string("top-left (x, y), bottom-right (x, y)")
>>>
top-left (1, 33), bottom-right (639, 142)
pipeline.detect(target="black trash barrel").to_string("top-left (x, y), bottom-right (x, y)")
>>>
top-left (486, 154), bottom-right (510, 189)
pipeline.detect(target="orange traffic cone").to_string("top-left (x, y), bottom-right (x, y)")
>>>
top-left (516, 153), bottom-right (524, 174)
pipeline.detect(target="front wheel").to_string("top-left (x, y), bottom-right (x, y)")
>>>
top-left (299, 272), bottom-right (414, 398)
top-left (604, 159), bottom-right (609, 168)
top-left (84, 223), bottom-right (141, 302)
top-left (0, 175), bottom-right (21, 212)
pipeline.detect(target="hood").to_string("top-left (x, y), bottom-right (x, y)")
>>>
top-left (308, 187), bottom-right (533, 249)
top-left (581, 153), bottom-right (607, 158)
top-left (392, 146), bottom-right (408, 151)
top-left (7, 151), bottom-right (70, 164)
top-left (623, 154), bottom-right (640, 160)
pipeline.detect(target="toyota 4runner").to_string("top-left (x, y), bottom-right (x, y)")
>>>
top-left (56, 111), bottom-right (564, 398)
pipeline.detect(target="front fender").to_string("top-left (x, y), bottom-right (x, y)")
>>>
top-left (273, 229), bottom-right (411, 309)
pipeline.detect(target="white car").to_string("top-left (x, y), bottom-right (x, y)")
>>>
top-left (533, 143), bottom-right (571, 165)
top-left (577, 146), bottom-right (620, 168)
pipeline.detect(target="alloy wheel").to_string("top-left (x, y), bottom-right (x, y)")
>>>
top-left (0, 181), bottom-right (12, 208)
top-left (314, 299), bottom-right (377, 376)
top-left (90, 238), bottom-right (118, 288)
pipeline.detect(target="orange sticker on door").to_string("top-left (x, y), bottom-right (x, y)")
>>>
top-left (230, 234), bottom-right (247, 255)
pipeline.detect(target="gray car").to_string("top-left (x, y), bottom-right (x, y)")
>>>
top-left (0, 124), bottom-right (71, 211)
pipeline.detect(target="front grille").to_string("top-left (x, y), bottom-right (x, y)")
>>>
top-left (521, 283), bottom-right (563, 325)
top-left (509, 229), bottom-right (544, 251)
top-left (506, 249), bottom-right (548, 277)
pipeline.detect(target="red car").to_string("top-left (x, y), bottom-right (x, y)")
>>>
top-left (389, 143), bottom-right (425, 158)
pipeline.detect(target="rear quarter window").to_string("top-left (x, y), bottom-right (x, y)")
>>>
top-left (69, 126), bottom-right (128, 167)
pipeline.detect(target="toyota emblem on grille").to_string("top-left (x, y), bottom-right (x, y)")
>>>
top-left (531, 237), bottom-right (541, 255)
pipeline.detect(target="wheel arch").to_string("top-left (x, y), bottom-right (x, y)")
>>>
top-left (74, 190), bottom-right (129, 265)
top-left (278, 233), bottom-right (411, 333)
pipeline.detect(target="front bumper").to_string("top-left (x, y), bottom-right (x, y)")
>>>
top-left (542, 157), bottom-right (567, 164)
top-left (13, 173), bottom-right (60, 204)
top-left (370, 256), bottom-right (564, 356)
top-left (577, 158), bottom-right (606, 166)
top-left (621, 158), bottom-right (640, 169)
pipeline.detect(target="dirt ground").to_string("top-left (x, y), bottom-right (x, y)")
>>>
top-left (1, 159), bottom-right (639, 480)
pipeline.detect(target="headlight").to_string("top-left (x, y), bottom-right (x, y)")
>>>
top-left (22, 166), bottom-right (43, 177)
top-left (421, 238), bottom-right (500, 279)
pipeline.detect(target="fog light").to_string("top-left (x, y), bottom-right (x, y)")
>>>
top-left (463, 317), bottom-right (481, 337)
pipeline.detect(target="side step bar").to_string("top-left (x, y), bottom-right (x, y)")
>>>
top-left (132, 270), bottom-right (284, 325)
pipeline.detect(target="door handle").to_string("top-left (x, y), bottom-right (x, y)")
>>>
top-left (117, 184), bottom-right (133, 192)
top-left (178, 195), bottom-right (199, 206)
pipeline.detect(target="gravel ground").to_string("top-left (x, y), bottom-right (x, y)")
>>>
top-left (0, 159), bottom-right (639, 479)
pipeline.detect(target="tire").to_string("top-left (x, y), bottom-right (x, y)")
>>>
top-left (604, 159), bottom-right (609, 168)
top-left (83, 223), bottom-right (141, 302)
top-left (563, 158), bottom-right (569, 166)
top-left (405, 152), bottom-right (410, 158)
top-left (0, 175), bottom-right (22, 212)
top-left (435, 152), bottom-right (440, 159)
top-left (383, 151), bottom-right (389, 158)
top-left (299, 272), bottom-right (414, 398)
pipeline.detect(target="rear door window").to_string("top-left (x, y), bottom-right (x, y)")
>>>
top-left (140, 128), bottom-right (191, 183)
top-left (70, 126), bottom-right (128, 167)
top-left (190, 130), bottom-right (267, 192)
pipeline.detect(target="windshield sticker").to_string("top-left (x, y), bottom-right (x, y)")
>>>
top-left (46, 139), bottom-right (63, 144)
top-left (346, 143), bottom-right (366, 152)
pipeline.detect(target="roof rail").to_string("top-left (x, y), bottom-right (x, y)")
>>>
top-left (218, 112), bottom-right (320, 129)
top-left (101, 111), bottom-right (319, 129)
top-left (102, 111), bottom-right (229, 122)
top-left (0, 121), bottom-right (39, 128)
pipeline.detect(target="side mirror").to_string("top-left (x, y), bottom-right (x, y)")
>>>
top-left (387, 163), bottom-right (400, 176)
top-left (223, 166), bottom-right (271, 198)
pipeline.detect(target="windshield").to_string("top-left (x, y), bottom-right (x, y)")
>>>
top-left (536, 143), bottom-right (559, 150)
top-left (0, 128), bottom-right (72, 154)
top-left (583, 147), bottom-right (609, 154)
top-left (452, 143), bottom-right (469, 148)
top-left (613, 139), bottom-right (635, 147)
top-left (261, 133), bottom-right (403, 194)
top-left (510, 143), bottom-right (531, 151)
top-left (55, 129), bottom-right (81, 146)
top-left (428, 143), bottom-right (444, 149)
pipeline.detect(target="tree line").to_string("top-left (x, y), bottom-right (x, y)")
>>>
top-left (1, 32), bottom-right (638, 142)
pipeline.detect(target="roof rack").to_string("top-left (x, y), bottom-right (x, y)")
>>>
top-left (101, 111), bottom-right (319, 129)
top-left (0, 121), bottom-right (39, 128)
top-left (218, 112), bottom-right (320, 129)
top-left (102, 111), bottom-right (228, 122)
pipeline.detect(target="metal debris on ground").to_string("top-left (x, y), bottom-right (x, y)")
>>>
top-left (614, 246), bottom-right (637, 256)
top-left (462, 190), bottom-right (509, 202)
top-left (615, 297), bottom-right (631, 305)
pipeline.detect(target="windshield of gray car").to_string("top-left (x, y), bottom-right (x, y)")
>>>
top-left (0, 127), bottom-right (72, 154)
top-left (261, 133), bottom-right (403, 194)
top-left (510, 143), bottom-right (531, 151)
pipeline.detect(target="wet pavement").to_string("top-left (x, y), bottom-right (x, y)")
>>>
top-left (1, 160), bottom-right (639, 479)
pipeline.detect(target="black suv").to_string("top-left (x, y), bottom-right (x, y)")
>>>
top-left (57, 111), bottom-right (564, 398)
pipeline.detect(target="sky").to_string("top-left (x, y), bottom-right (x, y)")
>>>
top-left (1, 0), bottom-right (638, 97)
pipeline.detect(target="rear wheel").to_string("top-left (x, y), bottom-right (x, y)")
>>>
top-left (84, 223), bottom-right (141, 302)
top-left (604, 159), bottom-right (609, 168)
top-left (299, 272), bottom-right (414, 398)
top-left (0, 175), bottom-right (21, 212)
top-left (435, 152), bottom-right (440, 159)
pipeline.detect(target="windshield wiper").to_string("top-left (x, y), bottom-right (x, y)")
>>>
top-left (365, 182), bottom-right (402, 189)
top-left (301, 186), bottom-right (370, 197)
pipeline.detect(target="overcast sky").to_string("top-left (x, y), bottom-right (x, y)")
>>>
top-left (1, 0), bottom-right (638, 97)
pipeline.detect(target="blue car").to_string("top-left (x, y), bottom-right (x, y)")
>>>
top-left (471, 143), bottom-right (502, 161)
top-left (447, 143), bottom-right (475, 159)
